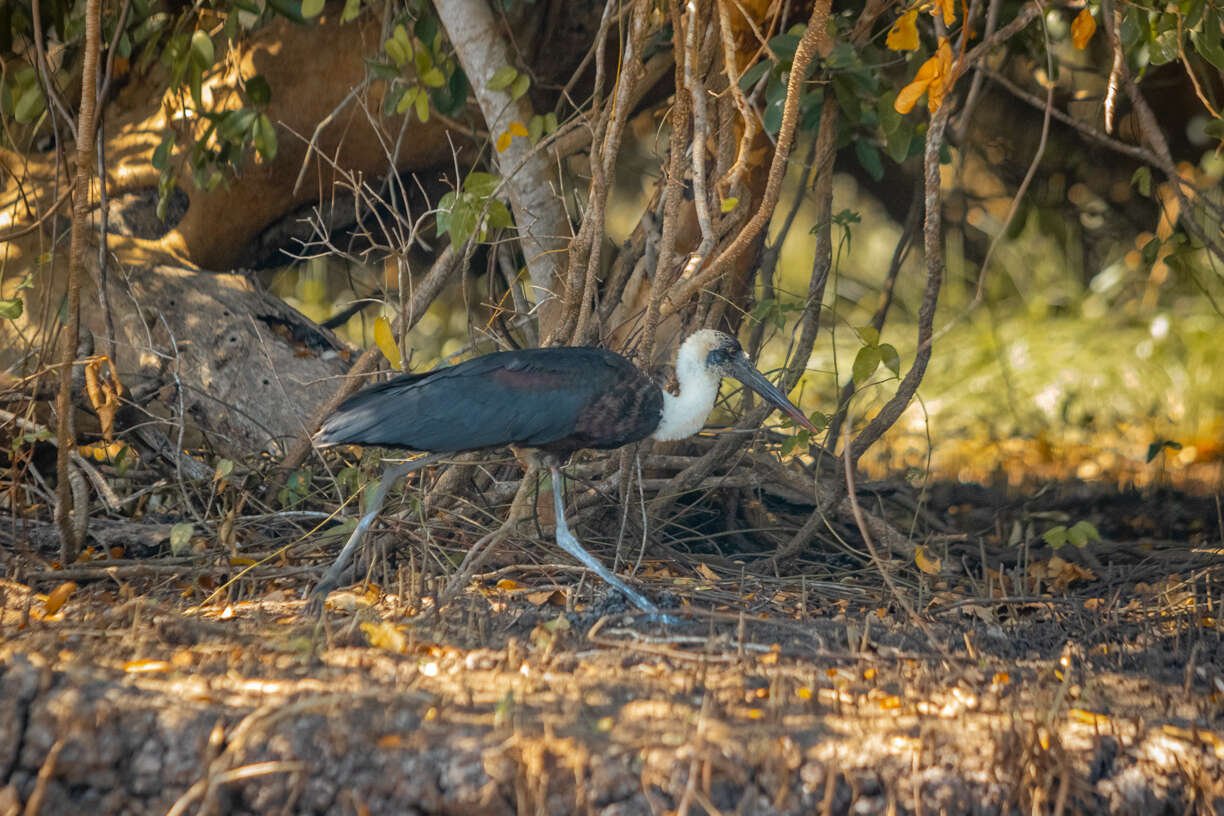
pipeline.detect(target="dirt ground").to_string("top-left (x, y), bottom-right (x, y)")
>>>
top-left (2, 481), bottom-right (1223, 815)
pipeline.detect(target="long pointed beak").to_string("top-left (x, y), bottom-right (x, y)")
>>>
top-left (728, 354), bottom-right (818, 433)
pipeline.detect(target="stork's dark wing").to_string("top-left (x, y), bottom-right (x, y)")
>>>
top-left (316, 347), bottom-right (659, 453)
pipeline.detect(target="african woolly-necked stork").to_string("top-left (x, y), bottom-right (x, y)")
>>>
top-left (310, 329), bottom-right (816, 617)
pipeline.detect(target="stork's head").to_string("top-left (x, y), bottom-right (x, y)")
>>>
top-left (677, 330), bottom-right (818, 433)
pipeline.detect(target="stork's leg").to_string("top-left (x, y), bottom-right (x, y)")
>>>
top-left (307, 453), bottom-right (447, 613)
top-left (548, 466), bottom-right (669, 619)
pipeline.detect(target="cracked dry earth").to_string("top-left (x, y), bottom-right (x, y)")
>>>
top-left (1, 577), bottom-right (1223, 816)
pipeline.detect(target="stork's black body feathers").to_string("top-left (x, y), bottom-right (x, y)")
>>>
top-left (317, 347), bottom-right (664, 456)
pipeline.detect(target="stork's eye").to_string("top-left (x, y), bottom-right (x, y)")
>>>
top-left (707, 348), bottom-right (729, 366)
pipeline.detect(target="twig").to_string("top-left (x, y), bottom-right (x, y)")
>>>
top-left (661, 0), bottom-right (831, 318)
top-left (848, 95), bottom-right (954, 468)
top-left (55, 0), bottom-right (103, 564)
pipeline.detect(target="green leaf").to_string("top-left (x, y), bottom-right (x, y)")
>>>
top-left (510, 72), bottom-right (531, 101)
top-left (878, 343), bottom-right (900, 375)
top-left (763, 98), bottom-right (784, 135)
top-left (1141, 235), bottom-right (1160, 264)
top-left (487, 66), bottom-right (518, 91)
top-left (253, 113), bottom-right (278, 160)
top-left (877, 90), bottom-right (901, 134)
top-left (0, 298), bottom-right (23, 319)
top-left (341, 0), bottom-right (361, 23)
top-left (431, 67), bottom-right (470, 116)
top-left (1191, 10), bottom-right (1224, 70)
top-left (245, 74), bottom-right (272, 106)
top-left (392, 23), bottom-right (411, 51)
top-left (738, 61), bottom-right (770, 91)
top-left (885, 121), bottom-right (912, 164)
top-left (1042, 525), bottom-right (1068, 550)
top-left (1069, 520), bottom-right (1102, 546)
top-left (301, 0), bottom-right (324, 17)
top-left (190, 29), bottom-right (214, 66)
top-left (486, 199), bottom-right (513, 229)
top-left (464, 171), bottom-right (501, 197)
top-left (436, 190), bottom-right (456, 236)
top-left (780, 435), bottom-right (797, 457)
top-left (769, 32), bottom-right (800, 58)
top-left (365, 59), bottom-right (400, 81)
top-left (13, 86), bottom-right (44, 124)
top-left (415, 88), bottom-right (430, 122)
top-left (852, 345), bottom-right (881, 385)
top-left (1203, 116), bottom-right (1224, 141)
top-left (215, 459), bottom-right (235, 480)
top-left (1149, 27), bottom-right (1180, 65)
top-left (831, 75), bottom-right (861, 125)
top-left (189, 62), bottom-right (203, 109)
top-left (169, 522), bottom-right (194, 555)
top-left (386, 84), bottom-right (408, 116)
top-left (217, 108), bottom-right (257, 141)
top-left (808, 411), bottom-right (829, 432)
top-left (420, 67), bottom-right (445, 87)
top-left (384, 36), bottom-right (408, 66)
top-left (413, 47), bottom-right (433, 77)
top-left (543, 111), bottom-right (558, 134)
top-left (528, 114), bottom-right (544, 144)
top-left (414, 13), bottom-right (438, 45)
top-left (856, 326), bottom-right (880, 346)
top-left (1131, 166), bottom-right (1151, 197)
top-left (447, 197), bottom-right (479, 247)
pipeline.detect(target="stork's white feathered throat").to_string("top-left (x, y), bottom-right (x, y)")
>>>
top-left (310, 329), bottom-right (817, 618)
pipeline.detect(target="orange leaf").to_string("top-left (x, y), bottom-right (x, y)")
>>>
top-left (1071, 9), bottom-right (1096, 50)
top-left (886, 9), bottom-right (920, 51)
top-left (930, 0), bottom-right (955, 26)
top-left (496, 131), bottom-right (513, 152)
top-left (44, 581), bottom-right (77, 615)
top-left (507, 121), bottom-right (529, 138)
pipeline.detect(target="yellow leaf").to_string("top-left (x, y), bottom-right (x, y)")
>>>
top-left (796, 686), bottom-right (812, 700)
top-left (361, 620), bottom-right (408, 653)
top-left (930, 0), bottom-right (955, 26)
top-left (914, 545), bottom-right (942, 575)
top-left (44, 581), bottom-right (77, 615)
top-left (372, 316), bottom-right (403, 370)
top-left (695, 562), bottom-right (720, 582)
top-left (507, 121), bottom-right (529, 137)
top-left (496, 578), bottom-right (519, 590)
top-left (1071, 9), bottom-right (1096, 50)
top-left (720, 196), bottom-right (739, 212)
top-left (886, 9), bottom-right (920, 51)
top-left (496, 131), bottom-right (513, 152)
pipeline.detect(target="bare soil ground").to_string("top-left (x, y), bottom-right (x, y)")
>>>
top-left (2, 481), bottom-right (1223, 815)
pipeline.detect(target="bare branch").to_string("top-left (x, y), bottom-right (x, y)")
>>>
top-left (434, 0), bottom-right (571, 336)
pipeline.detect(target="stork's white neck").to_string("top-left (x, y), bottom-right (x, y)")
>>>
top-left (651, 337), bottom-right (722, 442)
